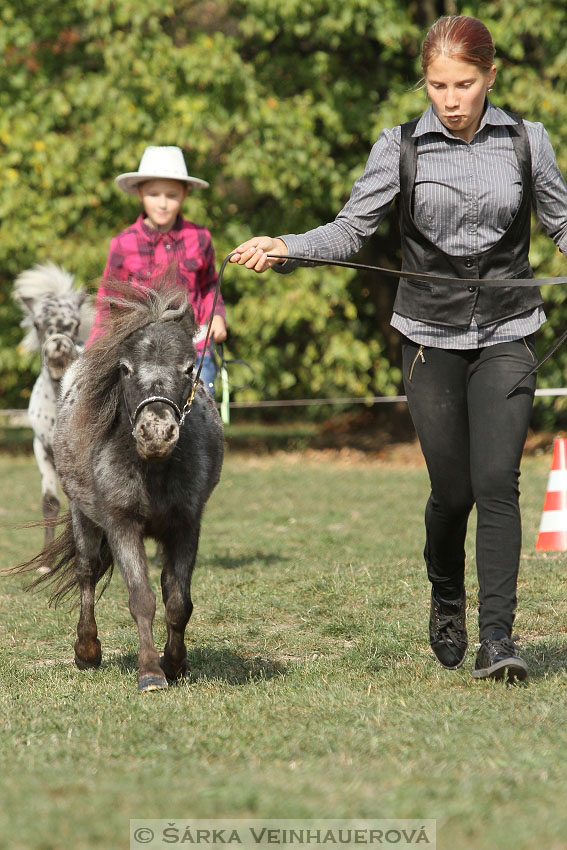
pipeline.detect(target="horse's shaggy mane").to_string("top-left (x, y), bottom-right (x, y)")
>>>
top-left (68, 275), bottom-right (196, 440)
top-left (13, 262), bottom-right (95, 351)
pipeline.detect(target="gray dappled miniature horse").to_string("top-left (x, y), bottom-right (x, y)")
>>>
top-left (20, 278), bottom-right (224, 692)
top-left (13, 264), bottom-right (92, 551)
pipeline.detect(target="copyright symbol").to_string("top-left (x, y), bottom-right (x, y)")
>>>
top-left (134, 827), bottom-right (154, 844)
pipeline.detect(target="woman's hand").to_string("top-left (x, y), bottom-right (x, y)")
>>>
top-left (229, 236), bottom-right (288, 272)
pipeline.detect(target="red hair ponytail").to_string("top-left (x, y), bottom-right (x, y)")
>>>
top-left (421, 16), bottom-right (495, 75)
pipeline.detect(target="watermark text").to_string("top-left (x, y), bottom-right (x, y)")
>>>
top-left (130, 819), bottom-right (436, 850)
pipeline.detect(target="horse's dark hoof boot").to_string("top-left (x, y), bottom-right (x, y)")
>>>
top-left (159, 655), bottom-right (189, 682)
top-left (74, 650), bottom-right (102, 670)
top-left (138, 673), bottom-right (168, 692)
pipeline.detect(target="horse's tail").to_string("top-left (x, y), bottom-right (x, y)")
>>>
top-left (7, 512), bottom-right (114, 607)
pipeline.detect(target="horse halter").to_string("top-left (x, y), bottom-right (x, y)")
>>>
top-left (40, 331), bottom-right (79, 362)
top-left (123, 391), bottom-right (192, 437)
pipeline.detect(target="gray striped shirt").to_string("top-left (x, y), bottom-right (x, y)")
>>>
top-left (278, 103), bottom-right (567, 348)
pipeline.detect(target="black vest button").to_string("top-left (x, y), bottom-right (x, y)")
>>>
top-left (468, 286), bottom-right (478, 292)
top-left (464, 257), bottom-right (474, 268)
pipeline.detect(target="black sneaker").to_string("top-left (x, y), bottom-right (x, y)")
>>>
top-left (472, 633), bottom-right (528, 683)
top-left (429, 589), bottom-right (468, 669)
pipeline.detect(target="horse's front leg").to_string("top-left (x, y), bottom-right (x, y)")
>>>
top-left (107, 524), bottom-right (167, 692)
top-left (159, 524), bottom-right (201, 680)
top-left (71, 504), bottom-right (103, 669)
top-left (32, 436), bottom-right (59, 553)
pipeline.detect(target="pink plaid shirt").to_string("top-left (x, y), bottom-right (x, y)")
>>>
top-left (86, 214), bottom-right (225, 348)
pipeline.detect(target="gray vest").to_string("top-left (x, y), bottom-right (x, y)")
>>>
top-left (392, 113), bottom-right (543, 328)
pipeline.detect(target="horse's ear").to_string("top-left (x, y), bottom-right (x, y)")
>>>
top-left (19, 296), bottom-right (35, 314)
top-left (182, 302), bottom-right (196, 328)
top-left (181, 311), bottom-right (197, 335)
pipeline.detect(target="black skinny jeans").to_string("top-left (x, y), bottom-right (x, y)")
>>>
top-left (401, 335), bottom-right (537, 640)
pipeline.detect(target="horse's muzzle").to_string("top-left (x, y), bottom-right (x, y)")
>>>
top-left (133, 407), bottom-right (180, 460)
top-left (43, 336), bottom-right (77, 381)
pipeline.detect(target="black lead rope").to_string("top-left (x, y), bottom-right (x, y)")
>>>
top-left (186, 250), bottom-right (567, 412)
top-left (266, 253), bottom-right (567, 396)
top-left (216, 342), bottom-right (255, 390)
top-left (506, 328), bottom-right (567, 396)
top-left (266, 254), bottom-right (567, 289)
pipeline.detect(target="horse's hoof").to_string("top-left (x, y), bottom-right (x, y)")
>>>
top-left (138, 673), bottom-right (168, 692)
top-left (74, 651), bottom-right (102, 670)
top-left (159, 655), bottom-right (189, 682)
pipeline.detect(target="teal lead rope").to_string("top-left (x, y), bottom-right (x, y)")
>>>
top-left (218, 343), bottom-right (231, 425)
top-left (215, 341), bottom-right (254, 424)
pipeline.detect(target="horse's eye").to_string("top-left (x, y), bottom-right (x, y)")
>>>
top-left (119, 361), bottom-right (132, 377)
top-left (184, 363), bottom-right (195, 377)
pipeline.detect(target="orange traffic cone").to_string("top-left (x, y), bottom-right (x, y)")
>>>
top-left (536, 437), bottom-right (567, 550)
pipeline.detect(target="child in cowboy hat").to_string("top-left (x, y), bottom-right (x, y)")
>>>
top-left (86, 145), bottom-right (227, 395)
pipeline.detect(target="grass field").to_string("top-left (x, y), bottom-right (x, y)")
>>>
top-left (1, 445), bottom-right (566, 850)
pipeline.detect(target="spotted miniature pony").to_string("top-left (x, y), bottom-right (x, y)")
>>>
top-left (13, 263), bottom-right (93, 550)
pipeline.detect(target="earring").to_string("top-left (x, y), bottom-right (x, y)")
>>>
top-left (488, 87), bottom-right (493, 92)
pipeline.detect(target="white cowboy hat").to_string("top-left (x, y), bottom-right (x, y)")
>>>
top-left (115, 146), bottom-right (210, 194)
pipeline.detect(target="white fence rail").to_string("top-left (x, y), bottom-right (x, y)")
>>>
top-left (1, 387), bottom-right (566, 420)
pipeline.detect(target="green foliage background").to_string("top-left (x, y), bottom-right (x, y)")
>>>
top-left (1, 0), bottom-right (567, 423)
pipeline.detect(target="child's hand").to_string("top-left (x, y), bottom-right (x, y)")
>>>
top-left (230, 237), bottom-right (288, 272)
top-left (211, 315), bottom-right (227, 342)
